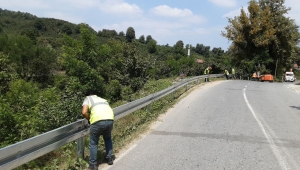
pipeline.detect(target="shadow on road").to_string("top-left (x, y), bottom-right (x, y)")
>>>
top-left (289, 106), bottom-right (300, 110)
top-left (151, 130), bottom-right (300, 149)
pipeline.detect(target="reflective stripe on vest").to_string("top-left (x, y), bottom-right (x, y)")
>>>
top-left (87, 96), bottom-right (114, 124)
top-left (87, 96), bottom-right (109, 110)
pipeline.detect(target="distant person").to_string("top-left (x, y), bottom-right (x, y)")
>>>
top-left (257, 70), bottom-right (261, 78)
top-left (204, 66), bottom-right (212, 82)
top-left (231, 68), bottom-right (236, 80)
top-left (224, 69), bottom-right (229, 80)
top-left (82, 91), bottom-right (115, 170)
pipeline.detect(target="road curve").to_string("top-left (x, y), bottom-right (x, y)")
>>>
top-left (99, 80), bottom-right (300, 170)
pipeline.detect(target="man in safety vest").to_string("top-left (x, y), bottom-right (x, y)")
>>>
top-left (224, 69), bottom-right (229, 80)
top-left (82, 91), bottom-right (115, 170)
top-left (231, 68), bottom-right (236, 80)
top-left (204, 66), bottom-right (212, 82)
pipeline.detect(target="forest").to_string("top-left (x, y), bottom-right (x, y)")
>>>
top-left (0, 8), bottom-right (230, 148)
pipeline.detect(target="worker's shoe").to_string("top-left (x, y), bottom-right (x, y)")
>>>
top-left (106, 155), bottom-right (115, 165)
top-left (88, 165), bottom-right (98, 170)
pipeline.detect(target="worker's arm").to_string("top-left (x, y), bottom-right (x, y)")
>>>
top-left (81, 105), bottom-right (90, 120)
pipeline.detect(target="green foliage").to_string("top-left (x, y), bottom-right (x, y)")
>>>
top-left (99, 29), bottom-right (118, 37)
top-left (121, 86), bottom-right (133, 101)
top-left (107, 80), bottom-right (122, 102)
top-left (147, 39), bottom-right (157, 53)
top-left (138, 35), bottom-right (145, 44)
top-left (61, 24), bottom-right (106, 96)
top-left (34, 19), bottom-right (46, 31)
top-left (146, 35), bottom-right (152, 44)
top-left (0, 97), bottom-right (15, 147)
top-left (126, 27), bottom-right (135, 42)
top-left (222, 0), bottom-right (300, 77)
top-left (0, 53), bottom-right (16, 93)
top-left (173, 40), bottom-right (185, 57)
top-left (193, 44), bottom-right (210, 57)
top-left (119, 31), bottom-right (125, 36)
top-left (62, 24), bottom-right (73, 35)
top-left (5, 79), bottom-right (40, 141)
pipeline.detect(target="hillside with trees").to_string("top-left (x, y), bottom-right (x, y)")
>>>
top-left (0, 8), bottom-right (230, 148)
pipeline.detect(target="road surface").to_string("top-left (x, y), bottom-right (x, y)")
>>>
top-left (100, 80), bottom-right (300, 170)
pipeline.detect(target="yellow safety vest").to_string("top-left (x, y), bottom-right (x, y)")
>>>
top-left (225, 70), bottom-right (229, 75)
top-left (204, 68), bottom-right (210, 75)
top-left (232, 69), bottom-right (235, 74)
top-left (86, 96), bottom-right (114, 124)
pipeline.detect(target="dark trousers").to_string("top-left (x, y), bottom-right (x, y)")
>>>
top-left (89, 120), bottom-right (114, 166)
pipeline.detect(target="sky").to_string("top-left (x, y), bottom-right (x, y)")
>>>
top-left (0, 0), bottom-right (299, 51)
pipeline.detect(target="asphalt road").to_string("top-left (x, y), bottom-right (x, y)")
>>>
top-left (100, 80), bottom-right (300, 170)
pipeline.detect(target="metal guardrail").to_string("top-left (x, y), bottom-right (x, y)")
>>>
top-left (0, 74), bottom-right (224, 170)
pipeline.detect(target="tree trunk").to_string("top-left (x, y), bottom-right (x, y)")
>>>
top-left (275, 58), bottom-right (278, 78)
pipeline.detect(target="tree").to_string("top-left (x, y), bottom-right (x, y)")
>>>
top-left (146, 35), bottom-right (152, 44)
top-left (9, 35), bottom-right (36, 79)
top-left (173, 40), bottom-right (184, 55)
top-left (62, 24), bottom-right (72, 35)
top-left (0, 53), bottom-right (16, 93)
top-left (61, 24), bottom-right (106, 96)
top-left (194, 43), bottom-right (210, 57)
top-left (119, 31), bottom-right (125, 36)
top-left (34, 19), bottom-right (46, 31)
top-left (126, 27), bottom-right (135, 42)
top-left (31, 46), bottom-right (57, 84)
top-left (147, 39), bottom-right (157, 53)
top-left (222, 0), bottom-right (300, 77)
top-left (138, 35), bottom-right (145, 44)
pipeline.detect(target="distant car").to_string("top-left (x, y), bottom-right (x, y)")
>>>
top-left (284, 72), bottom-right (296, 82)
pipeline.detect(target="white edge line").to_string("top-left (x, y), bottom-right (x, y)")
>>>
top-left (243, 88), bottom-right (290, 170)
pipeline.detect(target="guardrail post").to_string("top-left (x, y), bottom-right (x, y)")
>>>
top-left (77, 120), bottom-right (84, 161)
top-left (147, 103), bottom-right (152, 112)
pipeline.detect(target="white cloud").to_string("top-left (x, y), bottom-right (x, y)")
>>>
top-left (62, 0), bottom-right (98, 9)
top-left (208, 0), bottom-right (237, 7)
top-left (45, 11), bottom-right (84, 24)
top-left (99, 0), bottom-right (143, 15)
top-left (222, 6), bottom-right (248, 18)
top-left (150, 5), bottom-right (206, 24)
top-left (151, 5), bottom-right (193, 17)
top-left (0, 0), bottom-right (49, 10)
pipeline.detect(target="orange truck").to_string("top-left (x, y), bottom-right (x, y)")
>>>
top-left (260, 74), bottom-right (274, 82)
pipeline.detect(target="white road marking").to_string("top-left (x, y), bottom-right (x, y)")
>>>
top-left (243, 88), bottom-right (290, 170)
top-left (102, 144), bottom-right (137, 170)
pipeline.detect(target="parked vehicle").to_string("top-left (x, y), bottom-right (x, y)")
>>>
top-left (260, 74), bottom-right (274, 82)
top-left (284, 72), bottom-right (296, 82)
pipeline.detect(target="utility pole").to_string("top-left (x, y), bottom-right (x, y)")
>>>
top-left (187, 44), bottom-right (190, 57)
